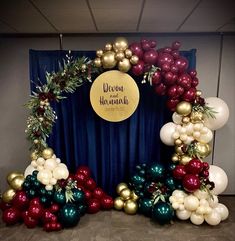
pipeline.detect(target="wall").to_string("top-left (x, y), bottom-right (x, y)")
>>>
top-left (0, 34), bottom-right (234, 194)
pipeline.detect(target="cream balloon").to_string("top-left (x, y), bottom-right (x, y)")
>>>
top-left (41, 177), bottom-right (50, 185)
top-left (53, 166), bottom-right (69, 180)
top-left (44, 158), bottom-right (57, 170)
top-left (37, 157), bottom-right (45, 166)
top-left (160, 122), bottom-right (176, 146)
top-left (214, 203), bottom-right (229, 221)
top-left (204, 97), bottom-right (229, 130)
top-left (24, 165), bottom-right (36, 177)
top-left (56, 158), bottom-right (61, 164)
top-left (190, 212), bottom-right (204, 225)
top-left (205, 209), bottom-right (221, 225)
top-left (31, 160), bottom-right (37, 168)
top-left (194, 189), bottom-right (209, 200)
top-left (172, 112), bottom-right (182, 124)
top-left (172, 190), bottom-right (187, 199)
top-left (50, 178), bottom-right (57, 185)
top-left (176, 209), bottom-right (191, 220)
top-left (45, 184), bottom-right (53, 191)
top-left (208, 195), bottom-right (219, 208)
top-left (209, 165), bottom-right (228, 195)
top-left (37, 169), bottom-right (52, 182)
top-left (197, 129), bottom-right (213, 143)
top-left (184, 195), bottom-right (200, 211)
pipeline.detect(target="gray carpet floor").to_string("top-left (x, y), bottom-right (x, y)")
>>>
top-left (0, 196), bottom-right (234, 241)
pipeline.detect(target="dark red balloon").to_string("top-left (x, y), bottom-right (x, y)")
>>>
top-left (85, 177), bottom-right (97, 191)
top-left (141, 41), bottom-right (151, 51)
top-left (163, 46), bottom-right (172, 53)
top-left (93, 187), bottom-right (105, 200)
top-left (28, 204), bottom-right (44, 220)
top-left (173, 165), bottom-right (187, 180)
top-left (167, 85), bottom-right (178, 98)
top-left (41, 210), bottom-right (54, 224)
top-left (101, 196), bottom-right (114, 210)
top-left (189, 69), bottom-right (197, 78)
top-left (0, 201), bottom-right (11, 211)
top-left (183, 174), bottom-right (201, 192)
top-left (166, 98), bottom-right (180, 111)
top-left (152, 71), bottom-right (162, 85)
top-left (83, 189), bottom-right (92, 200)
top-left (24, 215), bottom-right (38, 228)
top-left (170, 64), bottom-right (179, 73)
top-left (186, 159), bottom-right (203, 174)
top-left (175, 57), bottom-right (188, 72)
top-left (172, 41), bottom-right (181, 50)
top-left (162, 63), bottom-right (171, 72)
top-left (49, 203), bottom-right (60, 214)
top-left (30, 197), bottom-right (41, 206)
top-left (177, 73), bottom-right (192, 90)
top-left (203, 162), bottom-right (210, 170)
top-left (129, 43), bottom-right (144, 59)
top-left (191, 77), bottom-right (199, 87)
top-left (202, 170), bottom-right (209, 178)
top-left (12, 191), bottom-right (29, 210)
top-left (77, 166), bottom-right (91, 178)
top-left (164, 72), bottom-right (175, 85)
top-left (143, 49), bottom-right (158, 65)
top-left (150, 40), bottom-right (157, 48)
top-left (157, 53), bottom-right (174, 66)
top-left (131, 60), bottom-right (145, 76)
top-left (2, 208), bottom-right (21, 225)
top-left (182, 87), bottom-right (196, 102)
top-left (171, 50), bottom-right (180, 59)
top-left (87, 198), bottom-right (101, 214)
top-left (75, 172), bottom-right (87, 185)
top-left (154, 83), bottom-right (167, 96)
top-left (176, 85), bottom-right (184, 96)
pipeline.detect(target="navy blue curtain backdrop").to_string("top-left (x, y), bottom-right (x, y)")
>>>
top-left (29, 49), bottom-right (196, 195)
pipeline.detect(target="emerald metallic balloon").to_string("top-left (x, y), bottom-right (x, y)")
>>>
top-left (39, 187), bottom-right (47, 196)
top-left (54, 191), bottom-right (66, 205)
top-left (77, 204), bottom-right (87, 216)
top-left (165, 177), bottom-right (176, 191)
top-left (139, 198), bottom-right (153, 217)
top-left (130, 175), bottom-right (145, 186)
top-left (40, 195), bottom-right (51, 206)
top-left (152, 202), bottom-right (174, 224)
top-left (138, 169), bottom-right (146, 177)
top-left (73, 189), bottom-right (85, 203)
top-left (22, 181), bottom-right (31, 190)
top-left (26, 189), bottom-right (36, 198)
top-left (58, 204), bottom-right (80, 227)
top-left (147, 163), bottom-right (165, 181)
top-left (167, 163), bottom-right (177, 172)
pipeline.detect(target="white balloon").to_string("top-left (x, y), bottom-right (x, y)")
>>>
top-left (186, 123), bottom-right (194, 135)
top-left (190, 212), bottom-right (204, 225)
top-left (198, 129), bottom-right (213, 143)
top-left (160, 122), bottom-right (176, 146)
top-left (58, 163), bottom-right (67, 168)
top-left (184, 136), bottom-right (194, 145)
top-left (193, 123), bottom-right (203, 131)
top-left (45, 184), bottom-right (53, 191)
top-left (204, 206), bottom-right (212, 215)
top-left (37, 157), bottom-right (45, 166)
top-left (41, 178), bottom-right (50, 185)
top-left (214, 203), bottom-right (229, 221)
top-left (172, 190), bottom-right (187, 199)
top-left (172, 132), bottom-right (180, 139)
top-left (53, 166), bottom-right (69, 180)
top-left (193, 131), bottom-right (201, 139)
top-left (31, 160), bottom-right (37, 168)
top-left (37, 166), bottom-right (44, 171)
top-left (194, 189), bottom-right (209, 200)
top-left (56, 158), bottom-right (61, 164)
top-left (180, 134), bottom-right (187, 142)
top-left (50, 177), bottom-right (57, 185)
top-left (176, 209), bottom-right (191, 220)
top-left (205, 209), bottom-right (221, 225)
top-left (196, 206), bottom-right (206, 215)
top-left (37, 169), bottom-right (52, 182)
top-left (44, 158), bottom-right (57, 170)
top-left (184, 195), bottom-right (200, 211)
top-left (172, 112), bottom-right (182, 124)
top-left (209, 165), bottom-right (228, 195)
top-left (199, 199), bottom-right (209, 207)
top-left (208, 195), bottom-right (219, 208)
top-left (172, 202), bottom-right (179, 210)
top-left (204, 97), bottom-right (229, 130)
top-left (24, 165), bottom-right (36, 177)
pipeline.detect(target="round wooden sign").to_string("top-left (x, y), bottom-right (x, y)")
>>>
top-left (90, 70), bottom-right (140, 122)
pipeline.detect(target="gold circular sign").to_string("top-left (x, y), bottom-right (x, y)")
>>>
top-left (90, 70), bottom-right (140, 122)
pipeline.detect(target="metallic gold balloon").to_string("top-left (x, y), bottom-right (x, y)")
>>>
top-left (174, 139), bottom-right (183, 146)
top-left (182, 117), bottom-right (190, 124)
top-left (120, 188), bottom-right (131, 200)
top-left (42, 148), bottom-right (54, 159)
top-left (113, 37), bottom-right (128, 52)
top-left (101, 51), bottom-right (117, 69)
top-left (190, 111), bottom-right (203, 123)
top-left (30, 150), bottom-right (39, 160)
top-left (116, 182), bottom-right (128, 195)
top-left (2, 189), bottom-right (16, 203)
top-left (7, 172), bottom-right (23, 185)
top-left (124, 200), bottom-right (138, 215)
top-left (96, 49), bottom-right (103, 58)
top-left (130, 55), bottom-right (139, 65)
top-left (115, 51), bottom-right (125, 61)
top-left (105, 43), bottom-right (113, 51)
top-left (94, 58), bottom-right (102, 67)
top-left (176, 101), bottom-right (192, 116)
top-left (124, 49), bottom-right (132, 58)
top-left (172, 153), bottom-right (179, 162)
top-left (10, 176), bottom-right (25, 190)
top-left (175, 145), bottom-right (185, 155)
top-left (130, 191), bottom-right (139, 201)
top-left (81, 64), bottom-right (87, 72)
top-left (180, 155), bottom-right (192, 165)
top-left (114, 197), bottom-right (124, 210)
top-left (195, 142), bottom-right (211, 158)
top-left (118, 58), bottom-right (131, 72)
top-left (196, 90), bottom-right (202, 96)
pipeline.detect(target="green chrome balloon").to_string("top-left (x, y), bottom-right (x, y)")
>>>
top-left (22, 180), bottom-right (31, 190)
top-left (26, 189), bottom-right (36, 198)
top-left (139, 198), bottom-right (153, 217)
top-left (32, 170), bottom-right (39, 176)
top-left (130, 175), bottom-right (145, 186)
top-left (167, 163), bottom-right (177, 172)
top-left (54, 191), bottom-right (66, 205)
top-left (73, 189), bottom-right (85, 204)
top-left (77, 204), bottom-right (87, 216)
top-left (152, 202), bottom-right (174, 224)
top-left (58, 204), bottom-right (80, 227)
top-left (165, 177), bottom-right (176, 191)
top-left (40, 195), bottom-right (51, 206)
top-left (39, 187), bottom-right (47, 196)
top-left (147, 163), bottom-right (165, 181)
top-left (32, 180), bottom-right (41, 189)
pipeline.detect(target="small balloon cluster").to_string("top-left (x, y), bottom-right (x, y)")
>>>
top-left (169, 189), bottom-right (229, 225)
top-left (1, 151), bottom-right (113, 231)
top-left (93, 37), bottom-right (139, 72)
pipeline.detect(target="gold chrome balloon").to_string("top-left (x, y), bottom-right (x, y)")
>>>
top-left (116, 182), bottom-right (128, 195)
top-left (42, 148), bottom-right (54, 159)
top-left (120, 188), bottom-right (131, 200)
top-left (196, 90), bottom-right (202, 96)
top-left (176, 101), bottom-right (192, 116)
top-left (2, 189), bottom-right (16, 203)
top-left (104, 43), bottom-right (113, 51)
top-left (124, 49), bottom-right (132, 58)
top-left (118, 58), bottom-right (131, 72)
top-left (124, 200), bottom-right (138, 214)
top-left (175, 145), bottom-right (185, 155)
top-left (130, 191), bottom-right (139, 201)
top-left (130, 55), bottom-right (139, 65)
top-left (180, 155), bottom-right (192, 165)
top-left (114, 197), bottom-right (124, 210)
top-left (115, 51), bottom-right (125, 61)
top-left (113, 37), bottom-right (128, 52)
top-left (96, 49), bottom-right (103, 58)
top-left (182, 116), bottom-right (190, 124)
top-left (10, 176), bottom-right (25, 190)
top-left (101, 51), bottom-right (117, 69)
top-left (94, 58), bottom-right (102, 67)
top-left (7, 172), bottom-right (23, 185)
top-left (174, 139), bottom-right (183, 146)
top-left (172, 153), bottom-right (179, 162)
top-left (195, 142), bottom-right (211, 158)
top-left (30, 150), bottom-right (39, 160)
top-left (190, 111), bottom-right (203, 123)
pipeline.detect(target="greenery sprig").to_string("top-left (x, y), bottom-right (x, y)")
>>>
top-left (192, 104), bottom-right (217, 119)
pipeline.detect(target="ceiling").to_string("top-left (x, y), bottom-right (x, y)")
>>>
top-left (0, 0), bottom-right (235, 34)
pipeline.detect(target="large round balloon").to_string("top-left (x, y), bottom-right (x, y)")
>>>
top-left (160, 122), bottom-right (176, 146)
top-left (204, 97), bottom-right (229, 130)
top-left (209, 165), bottom-right (228, 195)
top-left (58, 204), bottom-right (80, 227)
top-left (152, 202), bottom-right (174, 224)
top-left (24, 165), bottom-right (36, 177)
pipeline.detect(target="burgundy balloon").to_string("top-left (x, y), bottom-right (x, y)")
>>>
top-left (152, 71), bottom-right (162, 85)
top-left (183, 174), bottom-right (201, 192)
top-left (12, 191), bottom-right (29, 210)
top-left (92, 187), bottom-right (105, 200)
top-left (162, 63), bottom-right (171, 72)
top-left (129, 43), bottom-right (144, 59)
top-left (75, 172), bottom-right (87, 185)
top-left (163, 46), bottom-right (172, 53)
top-left (173, 165), bottom-right (187, 180)
top-left (172, 41), bottom-right (181, 50)
top-left (83, 189), bottom-right (92, 200)
top-left (141, 41), bottom-right (151, 51)
top-left (176, 85), bottom-right (185, 96)
top-left (182, 87), bottom-right (196, 102)
top-left (171, 50), bottom-right (180, 59)
top-left (177, 73), bottom-right (192, 90)
top-left (87, 198), bottom-right (101, 214)
top-left (172, 74), bottom-right (178, 82)
top-left (202, 170), bottom-right (209, 178)
top-left (77, 166), bottom-right (91, 178)
top-left (203, 162), bottom-right (210, 170)
top-left (170, 64), bottom-right (179, 73)
top-left (0, 201), bottom-right (11, 211)
top-left (23, 215), bottom-right (38, 228)
top-left (2, 208), bottom-right (21, 225)
top-left (131, 60), bottom-right (145, 76)
top-left (41, 210), bottom-right (54, 223)
top-left (101, 196), bottom-right (114, 210)
top-left (143, 49), bottom-right (158, 65)
top-left (154, 83), bottom-right (167, 96)
top-left (30, 197), bottom-right (41, 206)
top-left (164, 72), bottom-right (175, 85)
top-left (189, 69), bottom-right (197, 78)
top-left (186, 159), bottom-right (203, 174)
top-left (144, 63), bottom-right (152, 72)
top-left (174, 57), bottom-right (189, 72)
top-left (85, 177), bottom-right (97, 191)
top-left (49, 203), bottom-right (60, 214)
top-left (157, 52), bottom-right (174, 66)
top-left (167, 85), bottom-right (178, 98)
top-left (191, 77), bottom-right (199, 87)
top-left (166, 98), bottom-right (180, 111)
top-left (28, 204), bottom-right (44, 220)
top-left (150, 40), bottom-right (157, 48)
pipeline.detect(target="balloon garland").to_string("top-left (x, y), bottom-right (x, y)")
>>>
top-left (1, 37), bottom-right (230, 230)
